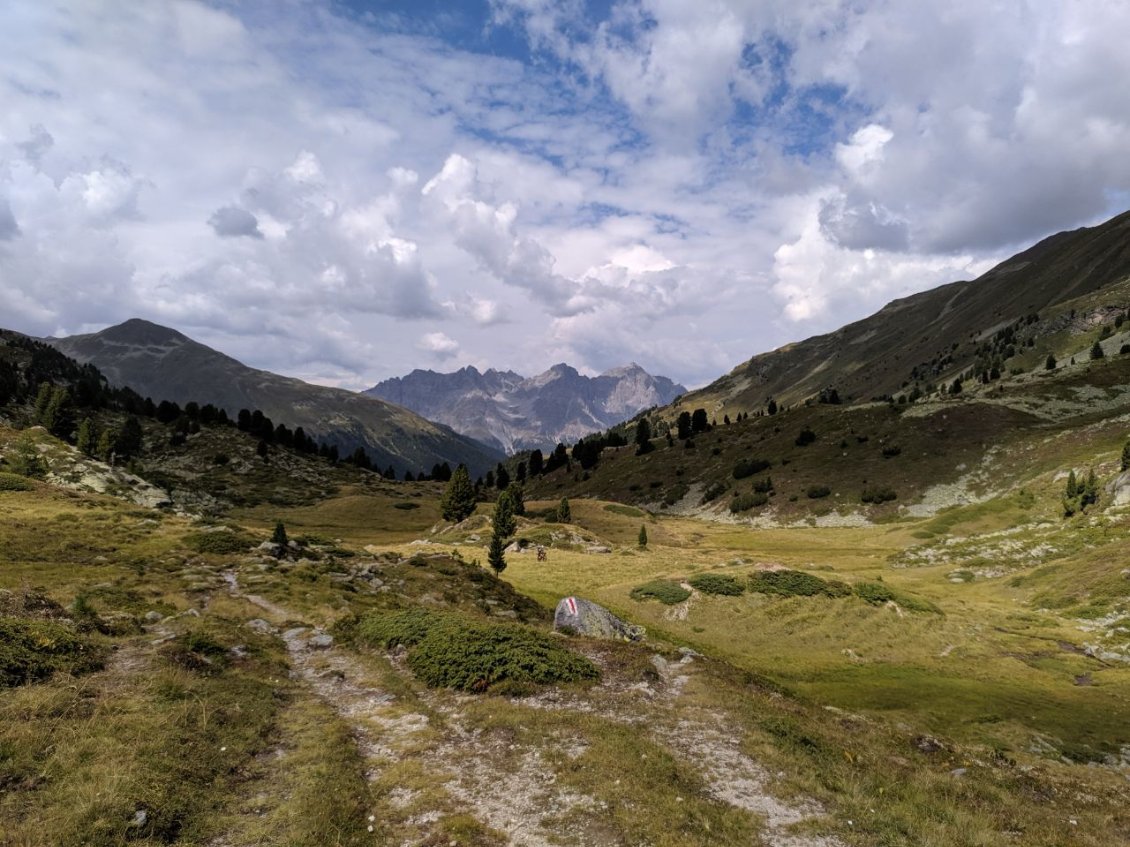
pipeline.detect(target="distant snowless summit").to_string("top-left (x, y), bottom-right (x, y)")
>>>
top-left (366, 363), bottom-right (687, 454)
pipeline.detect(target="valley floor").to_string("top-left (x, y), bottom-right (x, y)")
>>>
top-left (3, 473), bottom-right (1130, 846)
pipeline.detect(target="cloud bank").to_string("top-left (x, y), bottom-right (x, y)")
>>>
top-left (1, 0), bottom-right (1128, 389)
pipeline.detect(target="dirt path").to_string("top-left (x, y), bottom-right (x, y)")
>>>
top-left (221, 569), bottom-right (842, 847)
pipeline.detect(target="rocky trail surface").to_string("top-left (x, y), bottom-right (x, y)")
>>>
top-left (217, 569), bottom-right (842, 847)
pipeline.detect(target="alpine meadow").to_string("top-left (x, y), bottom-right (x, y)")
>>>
top-left (4, 2), bottom-right (1130, 846)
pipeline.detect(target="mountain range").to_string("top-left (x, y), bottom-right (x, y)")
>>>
top-left (365, 364), bottom-right (686, 453)
top-left (47, 319), bottom-right (503, 476)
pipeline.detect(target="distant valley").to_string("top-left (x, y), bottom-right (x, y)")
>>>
top-left (366, 363), bottom-right (686, 453)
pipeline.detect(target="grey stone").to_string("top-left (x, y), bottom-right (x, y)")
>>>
top-left (130, 809), bottom-right (148, 828)
top-left (553, 596), bottom-right (644, 641)
top-left (143, 611), bottom-right (163, 623)
top-left (246, 618), bottom-right (275, 634)
top-left (308, 633), bottom-right (334, 649)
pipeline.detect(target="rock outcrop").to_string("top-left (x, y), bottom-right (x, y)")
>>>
top-left (553, 596), bottom-right (644, 641)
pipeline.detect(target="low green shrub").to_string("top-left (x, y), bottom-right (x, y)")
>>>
top-left (806, 485), bottom-right (831, 499)
top-left (730, 492), bottom-right (769, 513)
top-left (752, 476), bottom-right (774, 494)
top-left (392, 502), bottom-right (420, 510)
top-left (700, 481), bottom-right (728, 503)
top-left (353, 609), bottom-right (597, 692)
top-left (733, 457), bottom-right (771, 479)
top-left (688, 573), bottom-right (744, 596)
top-left (0, 617), bottom-right (107, 687)
top-left (162, 628), bottom-right (232, 675)
top-left (748, 570), bottom-right (851, 598)
top-left (630, 579), bottom-right (691, 605)
top-left (0, 472), bottom-right (34, 492)
top-left (184, 529), bottom-right (255, 555)
top-left (861, 487), bottom-right (898, 504)
top-left (664, 482), bottom-right (689, 505)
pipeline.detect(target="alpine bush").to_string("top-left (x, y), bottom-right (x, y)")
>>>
top-left (688, 573), bottom-right (744, 596)
top-left (733, 457), bottom-right (771, 479)
top-left (748, 570), bottom-right (851, 598)
top-left (352, 609), bottom-right (597, 692)
top-left (730, 491), bottom-right (769, 512)
top-left (630, 579), bottom-right (691, 605)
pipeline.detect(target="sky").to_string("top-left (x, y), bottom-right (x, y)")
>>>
top-left (3, 1), bottom-right (1130, 390)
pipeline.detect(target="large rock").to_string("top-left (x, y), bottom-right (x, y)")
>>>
top-left (554, 596), bottom-right (644, 641)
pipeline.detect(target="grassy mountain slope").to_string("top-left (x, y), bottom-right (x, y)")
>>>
top-left (47, 319), bottom-right (503, 476)
top-left (677, 210), bottom-right (1130, 416)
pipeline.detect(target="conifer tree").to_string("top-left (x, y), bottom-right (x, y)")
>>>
top-left (97, 429), bottom-right (115, 463)
top-left (638, 525), bottom-right (648, 548)
top-left (493, 489), bottom-right (517, 539)
top-left (440, 464), bottom-right (477, 523)
top-left (635, 418), bottom-right (653, 455)
top-left (33, 383), bottom-right (53, 426)
top-left (9, 432), bottom-right (46, 479)
top-left (487, 531), bottom-right (507, 576)
top-left (505, 482), bottom-right (525, 516)
top-left (1121, 439), bottom-right (1130, 472)
top-left (558, 497), bottom-right (571, 524)
top-left (1045, 353), bottom-right (1057, 370)
top-left (271, 521), bottom-right (288, 546)
top-left (1091, 340), bottom-right (1105, 360)
top-left (77, 417), bottom-right (96, 456)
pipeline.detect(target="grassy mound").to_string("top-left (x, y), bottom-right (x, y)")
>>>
top-left (854, 581), bottom-right (942, 614)
top-left (748, 569), bottom-right (852, 598)
top-left (0, 617), bottom-right (107, 687)
top-left (352, 609), bottom-right (598, 693)
top-left (630, 579), bottom-right (691, 605)
top-left (687, 573), bottom-right (744, 596)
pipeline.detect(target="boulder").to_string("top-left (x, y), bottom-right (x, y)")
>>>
top-left (553, 596), bottom-right (644, 641)
top-left (1110, 470), bottom-right (1130, 507)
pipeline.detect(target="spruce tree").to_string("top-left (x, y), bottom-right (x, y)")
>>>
top-left (493, 489), bottom-right (517, 539)
top-left (77, 418), bottom-right (96, 457)
top-left (638, 525), bottom-right (647, 548)
top-left (1091, 340), bottom-right (1105, 360)
top-left (635, 418), bottom-right (653, 455)
top-left (487, 531), bottom-right (507, 576)
top-left (97, 429), bottom-right (115, 463)
top-left (505, 483), bottom-right (526, 516)
top-left (271, 521), bottom-right (288, 546)
top-left (9, 432), bottom-right (46, 479)
top-left (33, 383), bottom-right (53, 426)
top-left (1121, 439), bottom-right (1130, 472)
top-left (440, 464), bottom-right (477, 522)
top-left (1045, 353), bottom-right (1056, 370)
top-left (558, 497), bottom-right (571, 524)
